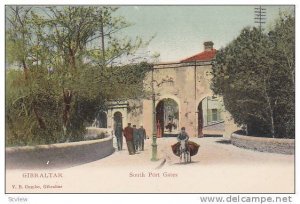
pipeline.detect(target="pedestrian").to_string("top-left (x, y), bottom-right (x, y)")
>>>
top-left (114, 122), bottom-right (123, 151)
top-left (133, 125), bottom-right (139, 152)
top-left (138, 125), bottom-right (147, 151)
top-left (166, 121), bottom-right (173, 133)
top-left (123, 123), bottom-right (135, 155)
top-left (177, 127), bottom-right (189, 151)
top-left (157, 120), bottom-right (162, 138)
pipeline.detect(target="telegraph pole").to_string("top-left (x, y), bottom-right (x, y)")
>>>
top-left (254, 6), bottom-right (266, 32)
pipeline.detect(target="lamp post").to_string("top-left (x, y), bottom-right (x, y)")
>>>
top-left (151, 68), bottom-right (158, 161)
top-left (150, 68), bottom-right (174, 161)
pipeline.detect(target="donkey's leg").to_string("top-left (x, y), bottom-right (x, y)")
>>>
top-left (179, 149), bottom-right (182, 163)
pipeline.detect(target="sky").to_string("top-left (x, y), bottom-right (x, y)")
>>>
top-left (116, 5), bottom-right (294, 62)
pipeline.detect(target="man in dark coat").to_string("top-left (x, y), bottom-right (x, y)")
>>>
top-left (115, 123), bottom-right (123, 151)
top-left (138, 125), bottom-right (147, 151)
top-left (123, 123), bottom-right (135, 155)
top-left (133, 125), bottom-right (139, 152)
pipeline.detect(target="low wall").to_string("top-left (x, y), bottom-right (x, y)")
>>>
top-left (85, 127), bottom-right (113, 140)
top-left (6, 130), bottom-right (114, 169)
top-left (231, 132), bottom-right (295, 155)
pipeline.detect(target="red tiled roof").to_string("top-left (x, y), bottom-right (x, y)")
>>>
top-left (180, 49), bottom-right (217, 63)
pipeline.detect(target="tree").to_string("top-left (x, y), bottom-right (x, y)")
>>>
top-left (6, 6), bottom-right (49, 138)
top-left (6, 6), bottom-right (153, 146)
top-left (267, 13), bottom-right (295, 138)
top-left (42, 6), bottom-right (151, 135)
top-left (85, 6), bottom-right (143, 67)
top-left (211, 13), bottom-right (295, 138)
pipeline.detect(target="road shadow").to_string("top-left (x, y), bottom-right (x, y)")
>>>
top-left (155, 158), bottom-right (167, 169)
top-left (215, 139), bottom-right (231, 145)
top-left (171, 160), bottom-right (200, 165)
top-left (203, 134), bottom-right (223, 138)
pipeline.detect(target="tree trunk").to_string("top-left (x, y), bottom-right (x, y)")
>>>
top-left (63, 89), bottom-right (73, 135)
top-left (269, 109), bottom-right (275, 138)
top-left (22, 59), bottom-right (29, 80)
top-left (23, 59), bottom-right (47, 130)
top-left (68, 47), bottom-right (76, 70)
top-left (32, 104), bottom-right (46, 129)
top-left (64, 46), bottom-right (75, 136)
top-left (263, 80), bottom-right (275, 138)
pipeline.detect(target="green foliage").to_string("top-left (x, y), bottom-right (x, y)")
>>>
top-left (6, 6), bottom-right (153, 146)
top-left (211, 14), bottom-right (295, 138)
top-left (95, 62), bottom-right (153, 100)
top-left (6, 68), bottom-right (64, 146)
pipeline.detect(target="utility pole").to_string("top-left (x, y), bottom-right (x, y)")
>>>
top-left (254, 6), bottom-right (267, 32)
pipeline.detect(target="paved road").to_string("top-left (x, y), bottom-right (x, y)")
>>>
top-left (6, 137), bottom-right (294, 193)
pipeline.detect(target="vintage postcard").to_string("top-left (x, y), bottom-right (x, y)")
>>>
top-left (5, 5), bottom-right (295, 194)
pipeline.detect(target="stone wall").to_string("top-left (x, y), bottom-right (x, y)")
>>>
top-left (127, 99), bottom-right (144, 127)
top-left (6, 129), bottom-right (114, 169)
top-left (85, 127), bottom-right (113, 139)
top-left (231, 132), bottom-right (295, 155)
top-left (141, 62), bottom-right (238, 137)
top-left (223, 112), bottom-right (239, 138)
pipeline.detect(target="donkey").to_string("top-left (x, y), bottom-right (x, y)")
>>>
top-left (179, 140), bottom-right (191, 163)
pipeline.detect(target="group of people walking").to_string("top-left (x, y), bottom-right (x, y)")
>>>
top-left (114, 123), bottom-right (147, 155)
top-left (114, 122), bottom-right (191, 156)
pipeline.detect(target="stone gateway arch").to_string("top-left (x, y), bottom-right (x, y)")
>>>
top-left (106, 41), bottom-right (239, 138)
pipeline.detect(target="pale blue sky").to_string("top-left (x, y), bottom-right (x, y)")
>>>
top-left (116, 5), bottom-right (294, 62)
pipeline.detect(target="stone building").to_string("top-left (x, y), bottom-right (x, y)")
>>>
top-left (96, 41), bottom-right (239, 138)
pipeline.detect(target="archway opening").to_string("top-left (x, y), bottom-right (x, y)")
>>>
top-left (113, 112), bottom-right (123, 130)
top-left (198, 96), bottom-right (224, 137)
top-left (156, 98), bottom-right (179, 137)
top-left (198, 101), bottom-right (204, 137)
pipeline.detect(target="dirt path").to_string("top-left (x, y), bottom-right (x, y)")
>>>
top-left (6, 137), bottom-right (294, 193)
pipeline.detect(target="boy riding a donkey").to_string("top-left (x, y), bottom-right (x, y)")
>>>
top-left (177, 127), bottom-right (191, 163)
